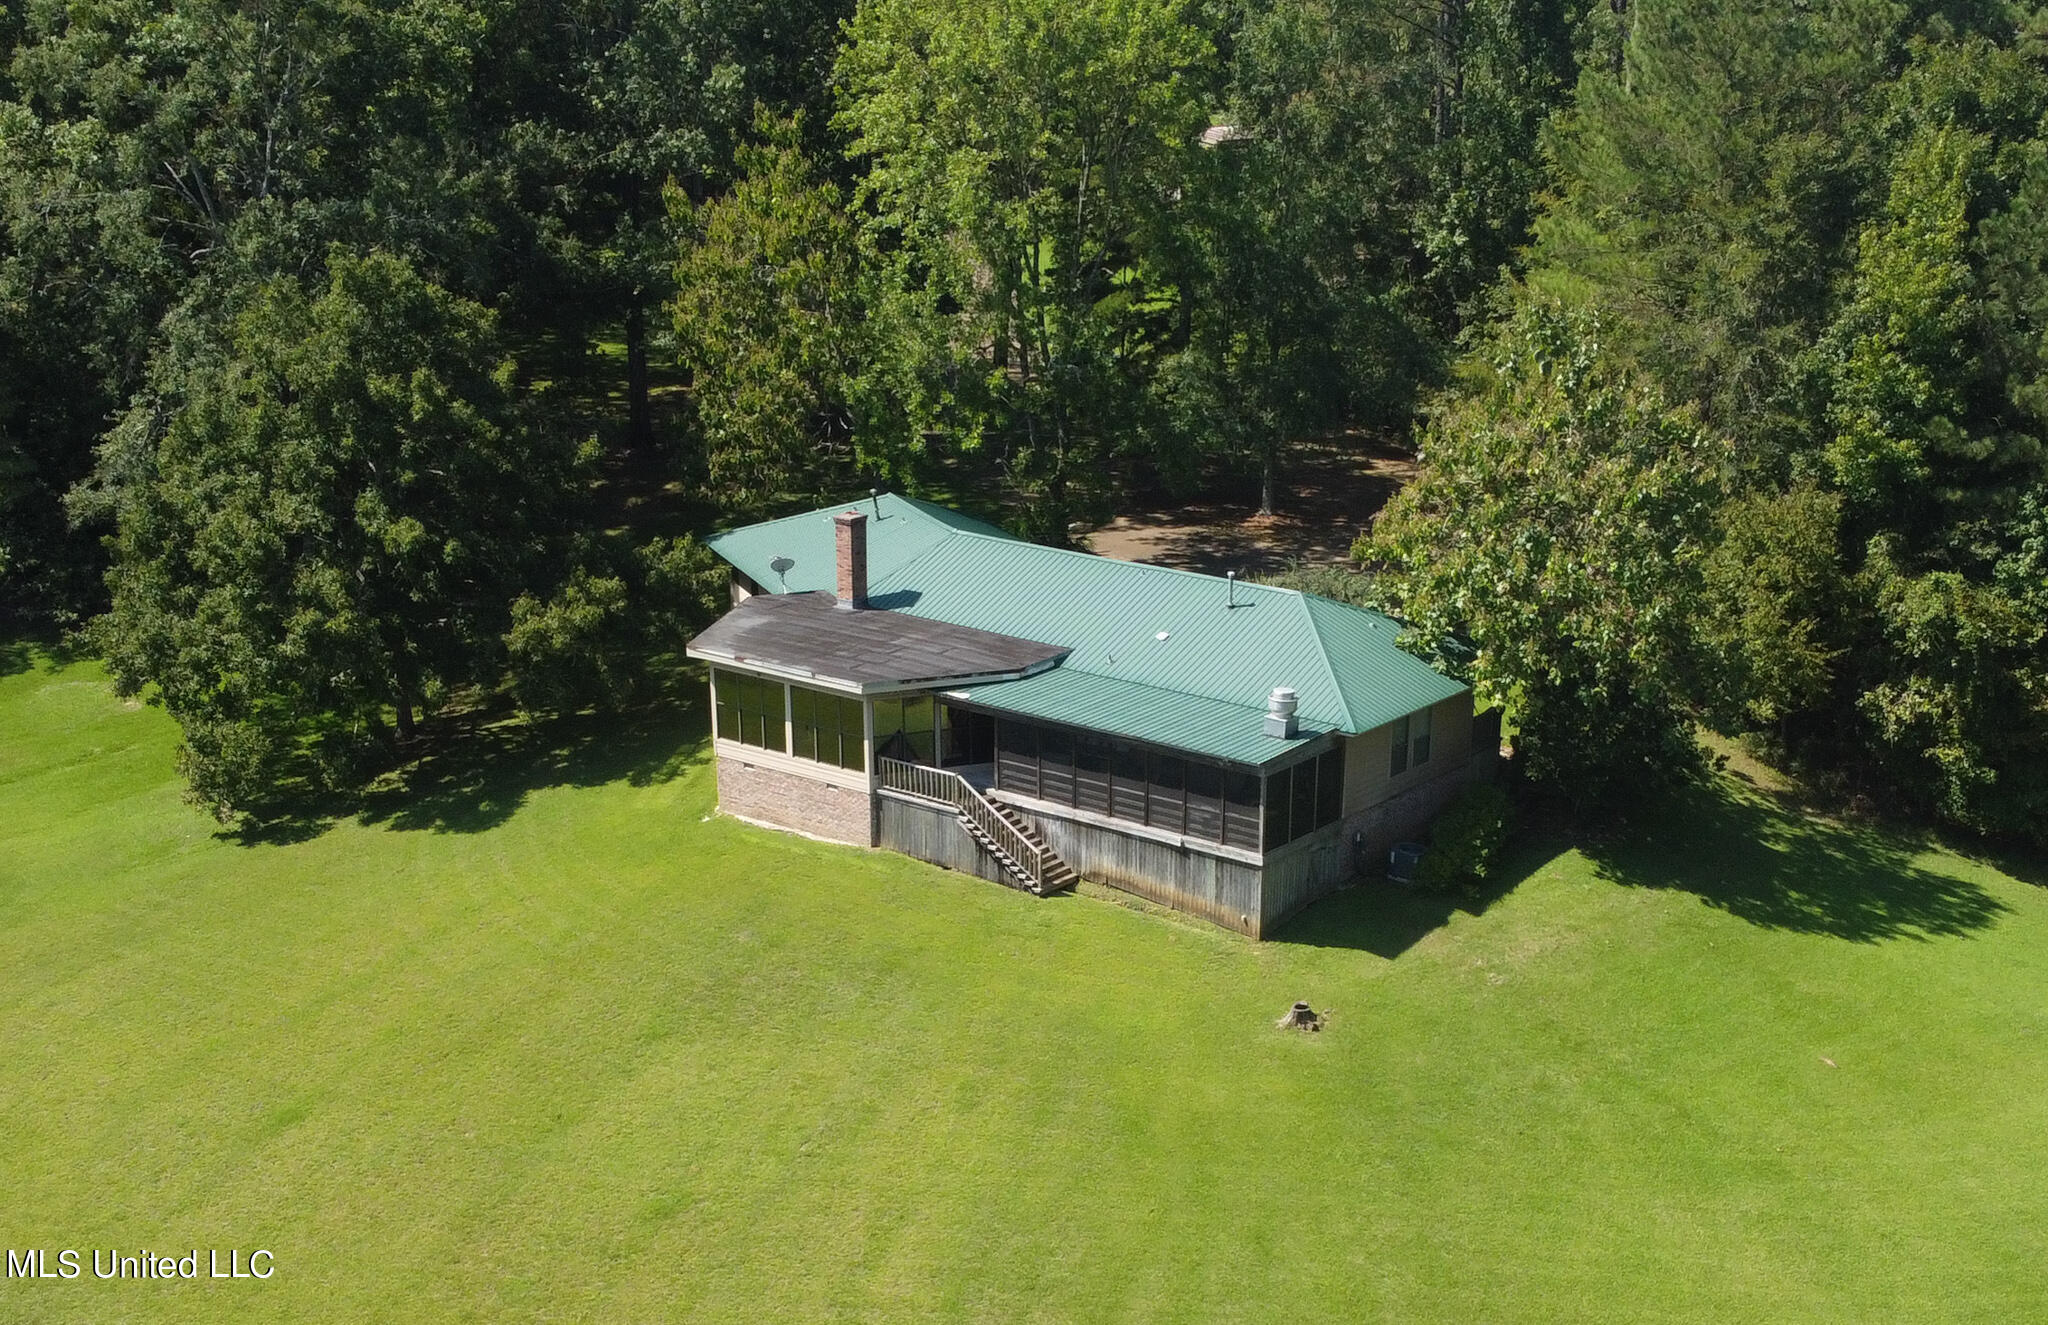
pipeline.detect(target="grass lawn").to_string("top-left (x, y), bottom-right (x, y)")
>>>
top-left (3, 645), bottom-right (2046, 1322)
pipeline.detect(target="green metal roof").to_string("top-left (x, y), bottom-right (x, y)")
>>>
top-left (943, 668), bottom-right (1331, 767)
top-left (705, 494), bottom-right (1016, 593)
top-left (706, 495), bottom-right (1465, 765)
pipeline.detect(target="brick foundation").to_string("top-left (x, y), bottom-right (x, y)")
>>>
top-left (716, 757), bottom-right (874, 846)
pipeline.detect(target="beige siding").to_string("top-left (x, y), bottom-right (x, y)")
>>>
top-left (1343, 691), bottom-right (1474, 815)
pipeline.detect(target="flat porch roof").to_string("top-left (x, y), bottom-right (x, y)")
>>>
top-left (685, 591), bottom-right (1068, 693)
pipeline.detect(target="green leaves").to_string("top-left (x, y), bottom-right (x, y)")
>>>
top-left (836, 0), bottom-right (1212, 535)
top-left (1820, 124), bottom-right (1983, 512)
top-left (1364, 304), bottom-right (1726, 807)
top-left (673, 115), bottom-right (864, 510)
top-left (95, 249), bottom-right (586, 820)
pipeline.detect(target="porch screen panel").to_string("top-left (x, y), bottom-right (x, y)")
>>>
top-left (1148, 755), bottom-right (1186, 833)
top-left (1110, 745), bottom-right (1148, 822)
top-left (1315, 748), bottom-right (1344, 825)
top-left (792, 685), bottom-right (863, 771)
top-left (995, 719), bottom-right (1038, 796)
top-left (1184, 761), bottom-right (1223, 841)
top-left (1290, 758), bottom-right (1320, 841)
top-left (789, 685), bottom-right (817, 761)
top-left (1263, 749), bottom-right (1348, 849)
top-left (1264, 770), bottom-right (1290, 849)
top-left (1221, 771), bottom-right (1261, 850)
top-left (991, 719), bottom-right (1253, 847)
top-left (1037, 726), bottom-right (1075, 804)
top-left (873, 695), bottom-right (937, 765)
top-left (941, 707), bottom-right (995, 766)
top-left (1073, 736), bottom-right (1111, 815)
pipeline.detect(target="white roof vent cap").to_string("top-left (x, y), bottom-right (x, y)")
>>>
top-left (1264, 687), bottom-right (1299, 739)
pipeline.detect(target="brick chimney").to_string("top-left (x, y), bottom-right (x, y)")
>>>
top-left (834, 509), bottom-right (868, 609)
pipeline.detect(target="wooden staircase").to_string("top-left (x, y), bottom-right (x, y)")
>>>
top-left (877, 758), bottom-right (1078, 896)
top-left (971, 798), bottom-right (1080, 895)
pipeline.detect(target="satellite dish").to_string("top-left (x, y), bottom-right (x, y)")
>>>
top-left (770, 555), bottom-right (794, 586)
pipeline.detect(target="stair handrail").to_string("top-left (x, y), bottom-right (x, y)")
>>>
top-left (878, 757), bottom-right (1045, 887)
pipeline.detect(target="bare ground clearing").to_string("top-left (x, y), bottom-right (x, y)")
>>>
top-left (1085, 432), bottom-right (1416, 576)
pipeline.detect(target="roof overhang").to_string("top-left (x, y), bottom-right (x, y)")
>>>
top-left (685, 591), bottom-right (1069, 695)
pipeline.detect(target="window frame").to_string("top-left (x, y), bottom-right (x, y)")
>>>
top-left (713, 668), bottom-right (788, 754)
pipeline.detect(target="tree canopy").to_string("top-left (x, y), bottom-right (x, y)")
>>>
top-left (3, 0), bottom-right (2043, 844)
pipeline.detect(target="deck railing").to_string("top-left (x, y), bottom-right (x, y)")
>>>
top-left (877, 757), bottom-right (1046, 888)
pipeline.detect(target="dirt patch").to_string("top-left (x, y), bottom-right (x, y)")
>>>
top-left (1085, 432), bottom-right (1416, 576)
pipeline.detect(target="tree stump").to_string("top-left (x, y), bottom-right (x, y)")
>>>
top-left (1276, 1001), bottom-right (1321, 1032)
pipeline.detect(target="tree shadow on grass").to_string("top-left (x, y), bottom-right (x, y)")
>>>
top-left (1272, 837), bottom-right (1558, 958)
top-left (0, 633), bottom-right (79, 678)
top-left (1273, 771), bottom-right (2008, 954)
top-left (228, 692), bottom-right (710, 845)
top-left (1585, 777), bottom-right (2006, 943)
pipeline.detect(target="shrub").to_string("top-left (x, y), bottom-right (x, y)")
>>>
top-left (1416, 783), bottom-right (1515, 894)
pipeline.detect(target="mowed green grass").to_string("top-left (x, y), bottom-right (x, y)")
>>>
top-left (3, 647), bottom-right (2047, 1323)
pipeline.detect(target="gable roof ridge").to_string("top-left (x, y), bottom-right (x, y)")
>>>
top-left (912, 526), bottom-right (1318, 600)
top-left (1279, 590), bottom-right (1360, 729)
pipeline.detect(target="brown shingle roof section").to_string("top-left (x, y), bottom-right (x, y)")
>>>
top-left (685, 591), bottom-right (1068, 692)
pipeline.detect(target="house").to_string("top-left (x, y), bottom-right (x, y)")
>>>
top-left (686, 494), bottom-right (1499, 938)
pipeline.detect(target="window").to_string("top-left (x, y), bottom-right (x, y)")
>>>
top-left (792, 685), bottom-right (864, 771)
top-left (1389, 714), bottom-right (1410, 777)
top-left (713, 668), bottom-right (786, 753)
top-left (1411, 704), bottom-right (1433, 767)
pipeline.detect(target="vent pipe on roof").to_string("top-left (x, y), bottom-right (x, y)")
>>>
top-left (1265, 687), bottom-right (1299, 739)
top-left (1227, 570), bottom-right (1238, 609)
top-left (834, 509), bottom-right (868, 609)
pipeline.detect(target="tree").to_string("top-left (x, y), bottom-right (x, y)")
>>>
top-left (506, 532), bottom-right (726, 715)
top-left (87, 250), bottom-right (587, 818)
top-left (1514, 12), bottom-right (2048, 840)
top-left (1152, 0), bottom-right (1416, 513)
top-left (836, 0), bottom-right (1213, 540)
top-left (488, 0), bottom-right (850, 452)
top-left (672, 114), bottom-right (864, 510)
top-left (1361, 305), bottom-right (1726, 807)
top-left (1526, 0), bottom-right (1913, 450)
top-left (1154, 0), bottom-right (1587, 513)
top-left (0, 0), bottom-right (511, 621)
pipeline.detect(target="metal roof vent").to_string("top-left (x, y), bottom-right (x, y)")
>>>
top-left (1264, 686), bottom-right (1299, 739)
